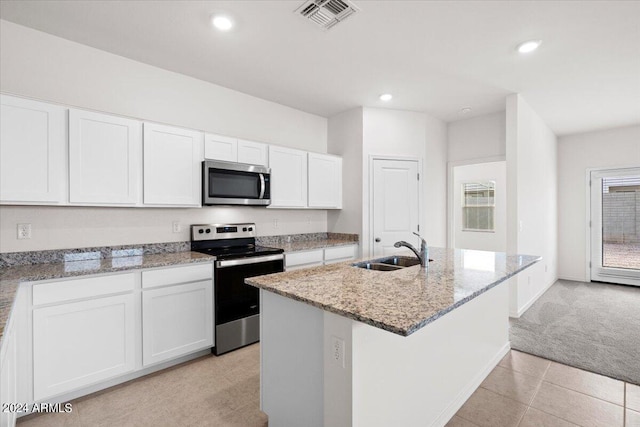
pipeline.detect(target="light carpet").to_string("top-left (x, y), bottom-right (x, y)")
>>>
top-left (509, 279), bottom-right (640, 385)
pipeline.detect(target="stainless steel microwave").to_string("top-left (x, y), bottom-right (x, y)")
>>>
top-left (202, 160), bottom-right (271, 206)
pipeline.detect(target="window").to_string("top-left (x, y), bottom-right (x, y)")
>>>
top-left (462, 181), bottom-right (495, 231)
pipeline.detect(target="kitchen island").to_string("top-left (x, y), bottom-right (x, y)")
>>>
top-left (246, 247), bottom-right (539, 427)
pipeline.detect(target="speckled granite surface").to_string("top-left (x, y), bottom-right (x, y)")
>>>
top-left (0, 242), bottom-right (191, 268)
top-left (257, 232), bottom-right (358, 252)
top-left (247, 248), bottom-right (540, 336)
top-left (0, 251), bottom-right (213, 346)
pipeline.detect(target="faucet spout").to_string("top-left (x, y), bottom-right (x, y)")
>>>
top-left (394, 232), bottom-right (429, 269)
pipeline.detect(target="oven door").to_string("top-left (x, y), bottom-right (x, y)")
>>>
top-left (213, 254), bottom-right (283, 354)
top-left (203, 160), bottom-right (271, 206)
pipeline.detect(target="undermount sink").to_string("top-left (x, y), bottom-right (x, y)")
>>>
top-left (352, 255), bottom-right (434, 271)
top-left (352, 262), bottom-right (403, 271)
top-left (378, 256), bottom-right (422, 267)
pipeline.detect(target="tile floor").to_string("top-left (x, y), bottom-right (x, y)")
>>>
top-left (449, 350), bottom-right (640, 427)
top-left (17, 346), bottom-right (640, 427)
top-left (17, 344), bottom-right (266, 427)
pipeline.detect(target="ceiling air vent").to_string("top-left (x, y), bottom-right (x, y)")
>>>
top-left (295, 0), bottom-right (359, 30)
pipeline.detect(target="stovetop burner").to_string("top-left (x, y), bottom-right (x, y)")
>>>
top-left (191, 244), bottom-right (283, 260)
top-left (190, 223), bottom-right (283, 260)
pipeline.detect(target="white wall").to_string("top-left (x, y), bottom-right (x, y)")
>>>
top-left (327, 108), bottom-right (363, 237)
top-left (360, 108), bottom-right (447, 256)
top-left (446, 112), bottom-right (507, 248)
top-left (0, 21), bottom-right (329, 252)
top-left (0, 206), bottom-right (327, 253)
top-left (557, 125), bottom-right (640, 281)
top-left (506, 94), bottom-right (558, 316)
top-left (448, 112), bottom-right (506, 163)
top-left (453, 161), bottom-right (507, 252)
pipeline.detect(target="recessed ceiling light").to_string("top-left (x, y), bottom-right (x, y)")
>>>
top-left (516, 40), bottom-right (542, 53)
top-left (379, 94), bottom-right (393, 102)
top-left (461, 107), bottom-right (472, 114)
top-left (212, 15), bottom-right (233, 31)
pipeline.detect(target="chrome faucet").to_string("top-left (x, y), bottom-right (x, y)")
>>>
top-left (394, 232), bottom-right (429, 268)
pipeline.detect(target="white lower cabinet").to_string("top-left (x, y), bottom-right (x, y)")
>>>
top-left (324, 245), bottom-right (357, 264)
top-left (0, 316), bottom-right (18, 427)
top-left (33, 293), bottom-right (136, 400)
top-left (142, 280), bottom-right (213, 366)
top-left (27, 262), bottom-right (213, 404)
top-left (285, 244), bottom-right (358, 271)
top-left (285, 249), bottom-right (324, 271)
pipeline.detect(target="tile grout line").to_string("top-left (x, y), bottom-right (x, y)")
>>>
top-left (515, 361), bottom-right (552, 427)
top-left (529, 384), bottom-right (622, 427)
top-left (624, 382), bottom-right (626, 427)
top-left (541, 378), bottom-right (626, 408)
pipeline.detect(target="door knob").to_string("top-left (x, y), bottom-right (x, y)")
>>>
top-left (375, 238), bottom-right (381, 242)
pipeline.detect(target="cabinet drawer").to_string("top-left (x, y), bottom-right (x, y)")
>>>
top-left (324, 245), bottom-right (356, 263)
top-left (142, 262), bottom-right (212, 289)
top-left (285, 250), bottom-right (324, 268)
top-left (33, 273), bottom-right (136, 306)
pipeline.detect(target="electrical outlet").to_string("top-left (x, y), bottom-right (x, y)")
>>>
top-left (331, 336), bottom-right (345, 368)
top-left (273, 219), bottom-right (279, 229)
top-left (306, 216), bottom-right (311, 225)
top-left (17, 223), bottom-right (31, 239)
top-left (172, 221), bottom-right (181, 233)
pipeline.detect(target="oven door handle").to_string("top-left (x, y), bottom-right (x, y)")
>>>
top-left (216, 254), bottom-right (283, 268)
top-left (259, 173), bottom-right (266, 199)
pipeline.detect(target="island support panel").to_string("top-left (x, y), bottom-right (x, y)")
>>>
top-left (260, 283), bottom-right (509, 427)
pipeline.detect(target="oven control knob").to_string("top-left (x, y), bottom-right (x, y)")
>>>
top-left (243, 227), bottom-right (247, 232)
top-left (205, 229), bottom-right (211, 233)
top-left (248, 227), bottom-right (253, 231)
top-left (198, 229), bottom-right (204, 234)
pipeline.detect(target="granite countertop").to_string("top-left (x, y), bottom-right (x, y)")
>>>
top-left (246, 247), bottom-right (540, 336)
top-left (257, 232), bottom-right (358, 253)
top-left (265, 238), bottom-right (358, 252)
top-left (0, 251), bottom-right (213, 345)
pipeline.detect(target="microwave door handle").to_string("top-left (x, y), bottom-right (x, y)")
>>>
top-left (259, 173), bottom-right (266, 199)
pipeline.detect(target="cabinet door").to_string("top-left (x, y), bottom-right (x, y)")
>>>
top-left (0, 321), bottom-right (17, 427)
top-left (143, 123), bottom-right (203, 206)
top-left (69, 109), bottom-right (142, 205)
top-left (269, 146), bottom-right (308, 208)
top-left (33, 294), bottom-right (136, 400)
top-left (142, 280), bottom-right (213, 366)
top-left (204, 133), bottom-right (237, 162)
top-left (324, 245), bottom-right (357, 264)
top-left (285, 249), bottom-right (324, 271)
top-left (237, 139), bottom-right (268, 166)
top-left (0, 95), bottom-right (66, 204)
top-left (308, 153), bottom-right (342, 209)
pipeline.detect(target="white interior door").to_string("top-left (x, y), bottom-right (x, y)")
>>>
top-left (590, 167), bottom-right (640, 286)
top-left (372, 159), bottom-right (420, 257)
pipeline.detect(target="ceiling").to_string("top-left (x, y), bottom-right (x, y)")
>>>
top-left (1, 1), bottom-right (639, 135)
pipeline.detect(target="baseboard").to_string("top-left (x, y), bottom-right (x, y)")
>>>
top-left (513, 276), bottom-right (557, 318)
top-left (557, 275), bottom-right (586, 282)
top-left (431, 342), bottom-right (511, 427)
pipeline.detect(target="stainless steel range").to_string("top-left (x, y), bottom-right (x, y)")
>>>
top-left (191, 223), bottom-right (284, 355)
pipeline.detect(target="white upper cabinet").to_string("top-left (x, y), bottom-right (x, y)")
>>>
top-left (204, 133), bottom-right (237, 162)
top-left (69, 109), bottom-right (142, 205)
top-left (269, 145), bottom-right (308, 208)
top-left (0, 95), bottom-right (67, 204)
top-left (204, 134), bottom-right (268, 166)
top-left (237, 139), bottom-right (268, 166)
top-left (308, 153), bottom-right (342, 209)
top-left (143, 123), bottom-right (203, 206)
